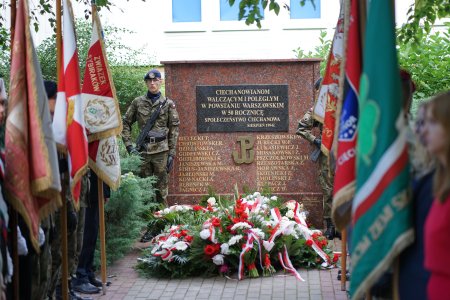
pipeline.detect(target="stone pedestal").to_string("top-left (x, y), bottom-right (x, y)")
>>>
top-left (163, 59), bottom-right (324, 228)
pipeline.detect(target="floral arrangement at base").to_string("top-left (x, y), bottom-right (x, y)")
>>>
top-left (136, 192), bottom-right (338, 280)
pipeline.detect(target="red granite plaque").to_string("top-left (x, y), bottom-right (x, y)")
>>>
top-left (163, 59), bottom-right (324, 228)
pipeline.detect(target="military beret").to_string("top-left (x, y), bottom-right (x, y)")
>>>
top-left (144, 69), bottom-right (162, 81)
top-left (44, 80), bottom-right (57, 99)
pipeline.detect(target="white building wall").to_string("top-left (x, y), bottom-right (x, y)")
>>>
top-left (17, 0), bottom-right (426, 65)
top-left (160, 0), bottom-right (340, 62)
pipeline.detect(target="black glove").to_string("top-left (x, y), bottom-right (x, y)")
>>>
top-left (313, 138), bottom-right (321, 148)
top-left (166, 155), bottom-right (174, 173)
top-left (67, 209), bottom-right (78, 233)
top-left (126, 145), bottom-right (139, 156)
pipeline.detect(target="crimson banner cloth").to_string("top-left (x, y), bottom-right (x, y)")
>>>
top-left (52, 0), bottom-right (88, 206)
top-left (5, 0), bottom-right (61, 251)
top-left (350, 0), bottom-right (414, 299)
top-left (332, 0), bottom-right (361, 231)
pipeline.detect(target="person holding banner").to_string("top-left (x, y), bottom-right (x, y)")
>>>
top-left (122, 69), bottom-right (180, 205)
top-left (296, 78), bottom-right (336, 240)
top-left (72, 171), bottom-right (110, 293)
top-left (423, 91), bottom-right (450, 300)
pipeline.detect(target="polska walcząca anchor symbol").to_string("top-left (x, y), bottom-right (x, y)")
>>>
top-left (232, 136), bottom-right (255, 164)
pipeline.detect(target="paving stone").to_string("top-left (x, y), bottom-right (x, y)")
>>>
top-left (88, 243), bottom-right (350, 300)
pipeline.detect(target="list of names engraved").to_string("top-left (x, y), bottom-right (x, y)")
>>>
top-left (256, 135), bottom-right (307, 192)
top-left (177, 136), bottom-right (240, 193)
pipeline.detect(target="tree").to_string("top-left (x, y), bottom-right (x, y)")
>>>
top-left (0, 0), bottom-right (144, 51)
top-left (233, 0), bottom-right (450, 43)
top-left (398, 0), bottom-right (450, 44)
top-left (0, 18), bottom-right (153, 113)
top-left (398, 26), bottom-right (450, 111)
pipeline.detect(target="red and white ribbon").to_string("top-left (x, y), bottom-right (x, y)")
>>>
top-left (291, 201), bottom-right (329, 263)
top-left (238, 235), bottom-right (255, 280)
top-left (278, 245), bottom-right (305, 281)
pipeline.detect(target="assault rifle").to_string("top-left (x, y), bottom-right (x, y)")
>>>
top-left (135, 99), bottom-right (167, 151)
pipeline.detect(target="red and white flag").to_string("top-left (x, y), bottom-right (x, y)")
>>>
top-left (53, 0), bottom-right (88, 205)
top-left (5, 0), bottom-right (61, 251)
top-left (82, 8), bottom-right (122, 189)
top-left (313, 2), bottom-right (344, 157)
top-left (82, 8), bottom-right (122, 142)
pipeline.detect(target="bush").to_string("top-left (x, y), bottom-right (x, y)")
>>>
top-left (94, 153), bottom-right (158, 266)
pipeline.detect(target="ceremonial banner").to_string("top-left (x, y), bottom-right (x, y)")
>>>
top-left (350, 1), bottom-right (414, 299)
top-left (53, 0), bottom-right (88, 205)
top-left (81, 8), bottom-right (122, 142)
top-left (313, 1), bottom-right (344, 156)
top-left (5, 0), bottom-right (61, 251)
top-left (88, 137), bottom-right (120, 190)
top-left (332, 0), bottom-right (361, 231)
top-left (82, 8), bottom-right (122, 188)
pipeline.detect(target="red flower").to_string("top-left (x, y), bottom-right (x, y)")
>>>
top-left (306, 239), bottom-right (313, 247)
top-left (235, 207), bottom-right (244, 215)
top-left (180, 230), bottom-right (188, 236)
top-left (211, 218), bottom-right (221, 227)
top-left (204, 245), bottom-right (216, 256)
top-left (264, 253), bottom-right (272, 267)
top-left (193, 205), bottom-right (204, 211)
top-left (248, 262), bottom-right (256, 270)
top-left (185, 235), bottom-right (193, 243)
top-left (333, 253), bottom-right (340, 263)
top-left (204, 244), bottom-right (220, 256)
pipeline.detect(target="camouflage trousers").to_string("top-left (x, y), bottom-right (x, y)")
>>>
top-left (30, 216), bottom-right (52, 300)
top-left (318, 154), bottom-right (334, 220)
top-left (140, 151), bottom-right (169, 205)
top-left (48, 204), bottom-right (86, 298)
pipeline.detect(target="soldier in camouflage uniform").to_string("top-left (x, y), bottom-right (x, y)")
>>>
top-left (122, 69), bottom-right (180, 205)
top-left (296, 79), bottom-right (336, 240)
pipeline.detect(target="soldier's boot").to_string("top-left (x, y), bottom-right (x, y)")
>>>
top-left (337, 269), bottom-right (351, 281)
top-left (69, 279), bottom-right (94, 300)
top-left (324, 218), bottom-right (336, 240)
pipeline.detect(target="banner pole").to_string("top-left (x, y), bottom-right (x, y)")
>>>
top-left (56, 0), bottom-right (62, 78)
top-left (61, 170), bottom-right (69, 300)
top-left (340, 229), bottom-right (347, 291)
top-left (97, 176), bottom-right (107, 294)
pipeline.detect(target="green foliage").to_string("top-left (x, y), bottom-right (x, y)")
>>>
top-left (398, 26), bottom-right (450, 112)
top-left (398, 0), bottom-right (450, 44)
top-left (110, 65), bottom-right (150, 113)
top-left (94, 154), bottom-right (158, 266)
top-left (292, 30), bottom-right (331, 76)
top-left (231, 0), bottom-right (314, 28)
top-left (0, 0), bottom-right (145, 50)
top-left (33, 18), bottom-right (153, 114)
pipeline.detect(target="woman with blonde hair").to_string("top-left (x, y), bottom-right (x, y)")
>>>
top-left (423, 91), bottom-right (450, 300)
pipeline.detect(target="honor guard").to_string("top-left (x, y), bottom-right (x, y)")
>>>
top-left (121, 69), bottom-right (180, 205)
top-left (296, 78), bottom-right (337, 240)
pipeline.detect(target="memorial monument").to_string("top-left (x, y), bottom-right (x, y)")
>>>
top-left (163, 59), bottom-right (324, 227)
